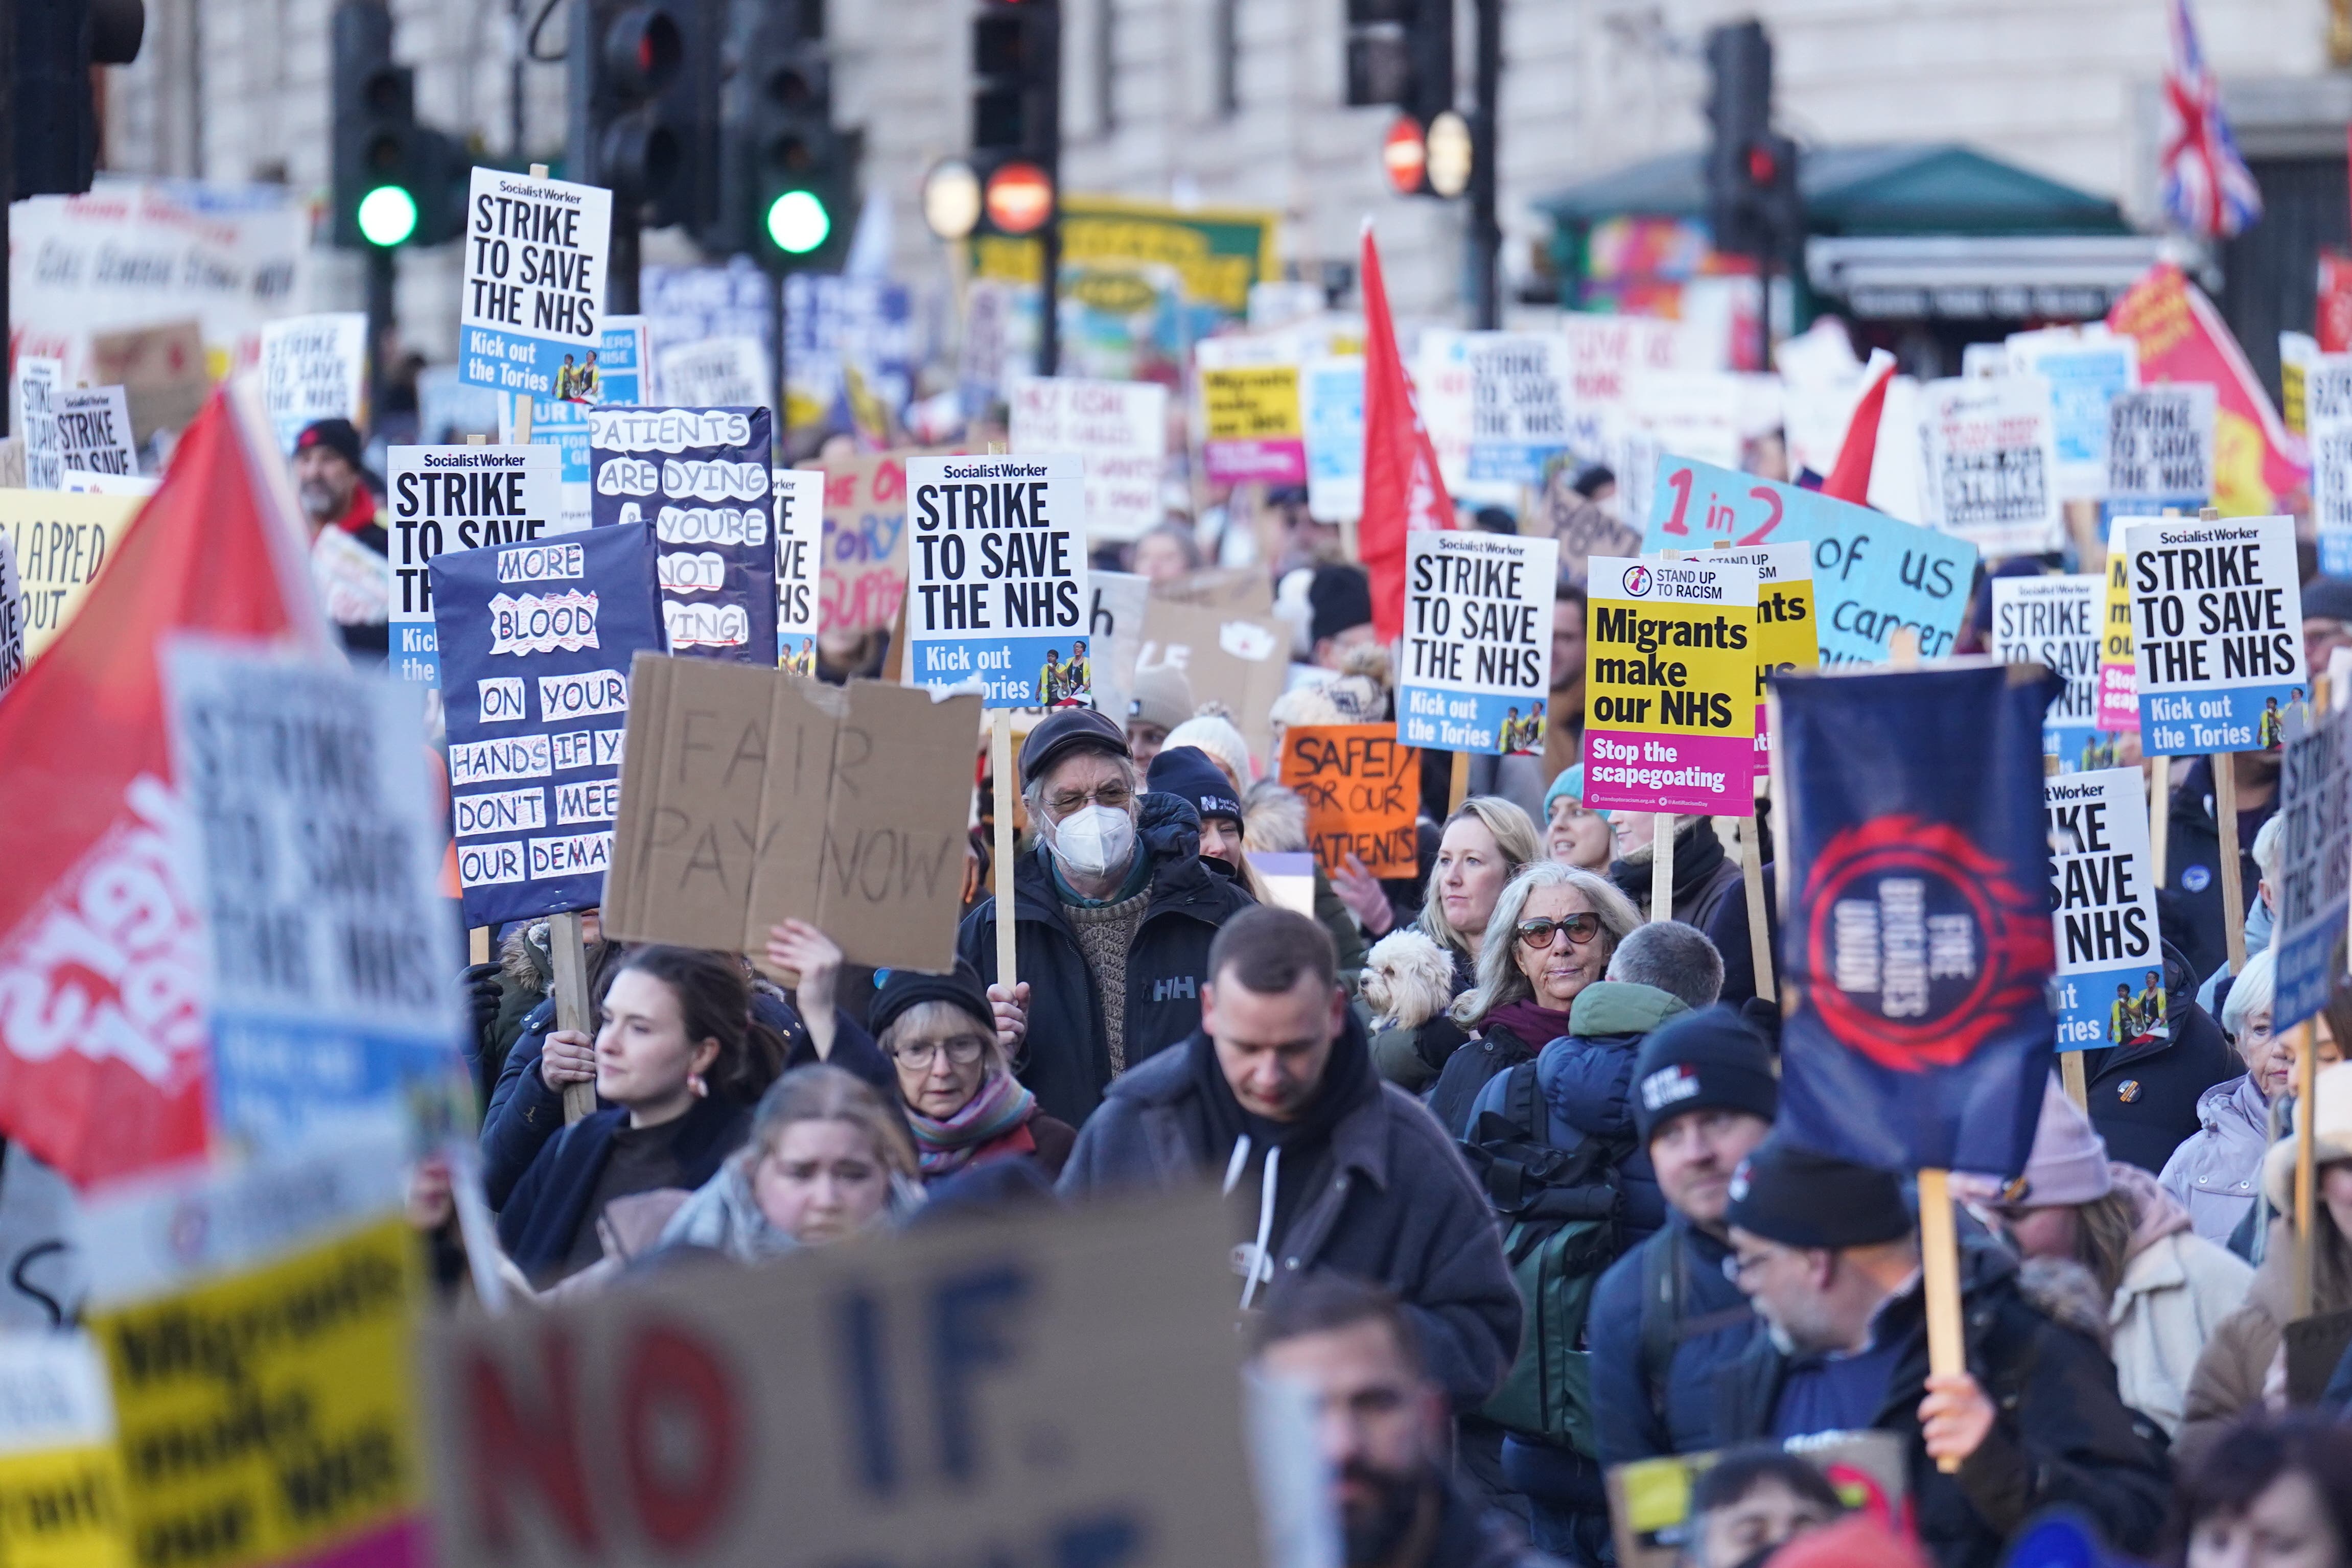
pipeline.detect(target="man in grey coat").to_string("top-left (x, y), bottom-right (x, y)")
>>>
top-left (1058, 905), bottom-right (1521, 1410)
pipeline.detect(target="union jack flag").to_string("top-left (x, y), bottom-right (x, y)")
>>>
top-left (2160, 0), bottom-right (2263, 238)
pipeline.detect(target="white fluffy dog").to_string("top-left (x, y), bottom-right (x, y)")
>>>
top-left (1359, 928), bottom-right (1459, 1032)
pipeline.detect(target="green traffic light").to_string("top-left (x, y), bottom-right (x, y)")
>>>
top-left (357, 184), bottom-right (419, 247)
top-left (766, 190), bottom-right (830, 255)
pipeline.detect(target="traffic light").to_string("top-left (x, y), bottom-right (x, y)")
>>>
top-left (1704, 20), bottom-right (1801, 263)
top-left (330, 1), bottom-right (464, 248)
top-left (15, 0), bottom-right (144, 197)
top-left (969, 0), bottom-right (1059, 238)
top-left (720, 5), bottom-right (852, 270)
top-left (568, 0), bottom-right (719, 231)
top-left (1344, 0), bottom-right (1451, 124)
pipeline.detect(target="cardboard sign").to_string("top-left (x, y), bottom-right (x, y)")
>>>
top-left (163, 647), bottom-right (467, 1149)
top-left (1465, 332), bottom-right (1574, 485)
top-left (1916, 376), bottom-right (2063, 555)
top-left (459, 167), bottom-right (614, 399)
top-left (2121, 514), bottom-right (2307, 753)
top-left (259, 312), bottom-right (369, 454)
top-left (15, 358), bottom-right (62, 491)
top-left (1279, 723), bottom-right (1421, 877)
top-left (1541, 473), bottom-right (1642, 582)
top-left (1300, 355), bottom-right (1364, 522)
top-left (1992, 575), bottom-right (2108, 769)
top-left (2308, 355), bottom-right (2352, 576)
top-left (2097, 549), bottom-right (2139, 733)
top-left (55, 387), bottom-right (136, 479)
top-left (818, 452), bottom-right (912, 635)
top-left (1713, 540), bottom-right (1815, 761)
top-left (591, 406), bottom-right (776, 662)
top-left (2046, 768), bottom-right (2165, 1049)
top-left (1009, 376), bottom-right (1169, 543)
top-left (655, 335), bottom-right (770, 409)
top-left (1581, 554), bottom-right (1758, 815)
top-left (421, 1192), bottom-right (1257, 1568)
top-left (387, 443), bottom-right (566, 687)
top-left (2106, 385), bottom-right (2215, 520)
top-left (604, 656), bottom-right (979, 970)
top-left (2006, 327), bottom-right (2138, 500)
top-left (0, 489), bottom-right (138, 661)
top-left (1085, 569), bottom-right (1151, 731)
top-left (904, 453), bottom-right (1090, 706)
top-left (775, 468), bottom-right (825, 672)
top-left (1644, 455), bottom-right (1977, 667)
top-left (2272, 702), bottom-right (2352, 1029)
top-left (1200, 364), bottom-right (1306, 485)
top-left (86, 320), bottom-right (211, 448)
top-left (88, 1215), bottom-right (428, 1568)
top-left (1137, 596), bottom-right (1288, 771)
top-left (0, 530), bottom-right (21, 696)
top-left (501, 316), bottom-right (648, 530)
top-left (1398, 530), bottom-right (1559, 755)
top-left (431, 521), bottom-right (666, 926)
top-left (0, 1336), bottom-right (129, 1568)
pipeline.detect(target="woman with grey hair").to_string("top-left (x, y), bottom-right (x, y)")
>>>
top-left (875, 961), bottom-right (1076, 1183)
top-left (2162, 946), bottom-right (2301, 1251)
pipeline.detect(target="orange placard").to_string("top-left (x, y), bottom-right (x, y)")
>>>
top-left (1280, 723), bottom-right (1422, 878)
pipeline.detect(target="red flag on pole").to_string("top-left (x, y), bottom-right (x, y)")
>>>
top-left (1821, 352), bottom-right (1896, 505)
top-left (0, 384), bottom-right (329, 1186)
top-left (1357, 222), bottom-right (1457, 642)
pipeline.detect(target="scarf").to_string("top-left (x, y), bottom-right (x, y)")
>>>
top-left (658, 1163), bottom-right (802, 1264)
top-left (907, 1071), bottom-right (1038, 1177)
top-left (1480, 997), bottom-right (1579, 1050)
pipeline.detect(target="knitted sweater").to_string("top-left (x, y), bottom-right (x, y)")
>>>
top-left (1066, 885), bottom-right (1152, 1074)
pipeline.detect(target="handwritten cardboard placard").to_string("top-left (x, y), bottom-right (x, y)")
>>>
top-left (1280, 723), bottom-right (1422, 878)
top-left (0, 488), bottom-right (138, 662)
top-left (814, 451), bottom-right (912, 635)
top-left (603, 654), bottom-right (980, 971)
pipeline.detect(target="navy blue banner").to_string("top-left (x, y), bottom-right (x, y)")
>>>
top-left (432, 521), bottom-right (664, 926)
top-left (1773, 662), bottom-right (2061, 1175)
top-left (588, 405), bottom-right (775, 663)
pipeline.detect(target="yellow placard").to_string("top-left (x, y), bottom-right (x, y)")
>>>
top-left (88, 1218), bottom-right (425, 1568)
top-left (2095, 545), bottom-right (2138, 731)
top-left (1581, 555), bottom-right (1759, 816)
top-left (1201, 365), bottom-right (1302, 442)
top-left (0, 488), bottom-right (142, 661)
top-left (0, 1443), bottom-right (132, 1568)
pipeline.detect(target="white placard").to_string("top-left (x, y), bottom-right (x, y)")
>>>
top-left (260, 312), bottom-right (370, 454)
top-left (1397, 530), bottom-right (1561, 755)
top-left (774, 466), bottom-right (825, 670)
top-left (0, 529), bottom-right (21, 696)
top-left (1917, 375), bottom-right (2064, 554)
top-left (904, 453), bottom-right (1090, 706)
top-left (654, 334), bottom-right (770, 409)
top-left (15, 357), bottom-right (62, 491)
top-left (1010, 375), bottom-right (1170, 543)
top-left (56, 386), bottom-right (136, 478)
top-left (1991, 574), bottom-right (2104, 769)
top-left (458, 167), bottom-right (614, 399)
top-left (2045, 767), bottom-right (2165, 1050)
top-left (2106, 385), bottom-right (2216, 515)
top-left (2122, 513), bottom-right (2308, 753)
top-left (387, 443), bottom-right (568, 687)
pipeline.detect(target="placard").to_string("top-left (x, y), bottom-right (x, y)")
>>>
top-left (904, 453), bottom-right (1089, 706)
top-left (387, 443), bottom-right (566, 686)
top-left (2097, 547), bottom-right (2139, 732)
top-left (0, 1336), bottom-right (129, 1568)
top-left (1559, 313), bottom-right (1718, 404)
top-left (162, 645), bottom-right (466, 1148)
top-left (818, 451), bottom-right (913, 635)
top-left (1086, 569), bottom-right (1151, 731)
top-left (590, 406), bottom-right (776, 663)
top-left (260, 311), bottom-right (369, 454)
top-left (2106, 384), bottom-right (2215, 521)
top-left (430, 520), bottom-right (666, 926)
top-left (1713, 540), bottom-right (1815, 761)
top-left (500, 315), bottom-right (647, 530)
top-left (1280, 723), bottom-right (1421, 877)
top-left (458, 167), bottom-right (614, 399)
top-left (1300, 355), bottom-right (1365, 522)
top-left (2308, 355), bottom-right (2352, 576)
top-left (1199, 364), bottom-right (1306, 485)
top-left (1398, 530), bottom-right (1559, 755)
top-left (14, 358), bottom-right (61, 491)
top-left (775, 467), bottom-right (824, 671)
top-left (655, 335), bottom-right (770, 409)
top-left (1137, 597), bottom-right (1288, 771)
top-left (0, 530), bottom-right (21, 696)
top-left (419, 1193), bottom-right (1259, 1568)
top-left (1466, 332), bottom-right (1574, 485)
top-left (1991, 574), bottom-right (2108, 769)
top-left (0, 489), bottom-right (139, 661)
top-left (2046, 767), bottom-right (2165, 1049)
top-left (603, 656), bottom-right (980, 971)
top-left (1644, 455), bottom-right (1977, 666)
top-left (2122, 514), bottom-right (2307, 754)
top-left (55, 387), bottom-right (136, 479)
top-left (2006, 327), bottom-right (2137, 501)
top-left (1009, 375), bottom-right (1169, 543)
top-left (1541, 472), bottom-right (1642, 582)
top-left (1917, 375), bottom-right (2063, 555)
top-left (1581, 553), bottom-right (1758, 815)
top-left (2272, 701), bottom-right (2352, 1029)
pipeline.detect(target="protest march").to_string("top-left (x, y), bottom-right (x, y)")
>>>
top-left (20, 23), bottom-right (2352, 1566)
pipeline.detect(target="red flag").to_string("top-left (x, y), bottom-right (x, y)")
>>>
top-left (1822, 354), bottom-right (1896, 505)
top-left (1357, 223), bottom-right (1456, 642)
top-left (0, 385), bottom-right (328, 1186)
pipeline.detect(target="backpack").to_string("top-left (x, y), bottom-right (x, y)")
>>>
top-left (1635, 1226), bottom-right (1759, 1440)
top-left (1456, 1058), bottom-right (1626, 1457)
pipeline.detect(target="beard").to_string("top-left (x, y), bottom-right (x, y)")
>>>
top-left (299, 478), bottom-right (342, 523)
top-left (1337, 1459), bottom-right (1432, 1568)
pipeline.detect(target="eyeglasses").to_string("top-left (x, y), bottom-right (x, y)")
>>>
top-left (1722, 1249), bottom-right (1776, 1283)
top-left (1516, 912), bottom-right (1603, 949)
top-left (889, 1036), bottom-right (991, 1068)
top-left (1046, 782), bottom-right (1133, 816)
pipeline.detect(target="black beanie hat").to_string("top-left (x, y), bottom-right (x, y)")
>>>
top-left (1724, 1137), bottom-right (1912, 1250)
top-left (1308, 564), bottom-right (1375, 646)
top-left (870, 959), bottom-right (994, 1041)
top-left (295, 416), bottom-right (365, 470)
top-left (1146, 745), bottom-right (1242, 824)
top-left (1631, 1006), bottom-right (1779, 1144)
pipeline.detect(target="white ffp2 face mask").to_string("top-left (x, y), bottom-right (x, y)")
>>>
top-left (1049, 804), bottom-right (1136, 879)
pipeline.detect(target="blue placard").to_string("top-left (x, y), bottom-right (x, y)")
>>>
top-left (1644, 455), bottom-right (1980, 666)
top-left (431, 521), bottom-right (665, 926)
top-left (589, 405), bottom-right (776, 664)
top-left (519, 318), bottom-right (646, 486)
top-left (2273, 705), bottom-right (2352, 1030)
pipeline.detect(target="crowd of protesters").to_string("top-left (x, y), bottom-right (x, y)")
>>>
top-left (420, 497), bottom-right (2352, 1568)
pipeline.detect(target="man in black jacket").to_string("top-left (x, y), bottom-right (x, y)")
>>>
top-left (1058, 906), bottom-right (1520, 1409)
top-left (1715, 1139), bottom-right (2169, 1568)
top-left (959, 708), bottom-right (1253, 1127)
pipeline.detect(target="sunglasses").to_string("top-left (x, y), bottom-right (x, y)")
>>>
top-left (1516, 912), bottom-right (1603, 949)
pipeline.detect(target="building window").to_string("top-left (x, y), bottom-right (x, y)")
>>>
top-left (1097, 0), bottom-right (1116, 132)
top-left (1214, 0), bottom-right (1238, 118)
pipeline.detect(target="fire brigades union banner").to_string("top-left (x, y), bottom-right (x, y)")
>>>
top-left (1771, 662), bottom-right (2060, 1175)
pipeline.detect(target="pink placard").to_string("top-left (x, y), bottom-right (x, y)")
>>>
top-left (1581, 729), bottom-right (1756, 816)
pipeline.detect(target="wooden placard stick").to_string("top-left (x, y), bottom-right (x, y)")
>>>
top-left (1917, 1166), bottom-right (1968, 1473)
top-left (1650, 811), bottom-right (1675, 923)
top-left (1448, 750), bottom-right (1471, 814)
top-left (2295, 1016), bottom-right (2321, 1320)
top-left (991, 710), bottom-right (1018, 998)
top-left (1738, 797), bottom-right (1775, 1004)
top-left (551, 909), bottom-right (595, 1122)
top-left (2147, 756), bottom-right (2172, 886)
top-left (2214, 756), bottom-right (2248, 975)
